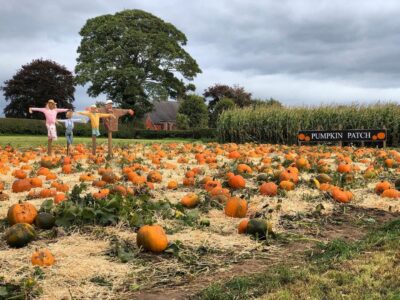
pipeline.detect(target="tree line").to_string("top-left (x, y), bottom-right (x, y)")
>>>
top-left (1, 9), bottom-right (281, 128)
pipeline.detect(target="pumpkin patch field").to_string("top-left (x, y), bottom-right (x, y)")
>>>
top-left (0, 142), bottom-right (400, 299)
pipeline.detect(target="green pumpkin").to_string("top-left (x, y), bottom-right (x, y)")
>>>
top-left (5, 223), bottom-right (36, 248)
top-left (316, 174), bottom-right (332, 184)
top-left (246, 219), bottom-right (272, 239)
top-left (257, 174), bottom-right (269, 182)
top-left (35, 212), bottom-right (56, 230)
top-left (395, 179), bottom-right (400, 191)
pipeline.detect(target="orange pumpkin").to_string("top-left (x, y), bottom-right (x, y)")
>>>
top-left (181, 193), bottom-right (200, 208)
top-left (224, 197), bottom-right (248, 218)
top-left (137, 225), bottom-right (168, 253)
top-left (167, 180), bottom-right (178, 190)
top-left (259, 182), bottom-right (278, 196)
top-left (13, 169), bottom-right (27, 179)
top-left (279, 180), bottom-right (295, 191)
top-left (375, 181), bottom-right (392, 194)
top-left (337, 163), bottom-right (352, 173)
top-left (238, 219), bottom-right (249, 234)
top-left (331, 187), bottom-right (351, 203)
top-left (30, 177), bottom-right (43, 188)
top-left (54, 193), bottom-right (67, 204)
top-left (31, 249), bottom-right (55, 267)
top-left (381, 189), bottom-right (400, 199)
top-left (8, 201), bottom-right (38, 225)
top-left (12, 179), bottom-right (32, 193)
top-left (147, 171), bottom-right (163, 183)
top-left (228, 175), bottom-right (246, 189)
top-left (62, 164), bottom-right (72, 174)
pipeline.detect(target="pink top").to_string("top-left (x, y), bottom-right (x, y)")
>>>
top-left (31, 108), bottom-right (69, 125)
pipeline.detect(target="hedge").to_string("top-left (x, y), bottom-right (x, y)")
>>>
top-left (0, 118), bottom-right (216, 140)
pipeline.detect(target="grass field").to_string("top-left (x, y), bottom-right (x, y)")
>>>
top-left (0, 135), bottom-right (199, 147)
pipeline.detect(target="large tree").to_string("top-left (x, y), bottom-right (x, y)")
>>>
top-left (2, 59), bottom-right (75, 118)
top-left (75, 9), bottom-right (201, 117)
top-left (203, 84), bottom-right (252, 112)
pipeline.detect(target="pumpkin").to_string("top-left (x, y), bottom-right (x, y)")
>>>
top-left (13, 169), bottom-right (27, 179)
top-left (8, 202), bottom-right (38, 225)
top-left (246, 219), bottom-right (272, 239)
top-left (183, 177), bottom-right (195, 186)
top-left (5, 223), bottom-right (36, 248)
top-left (316, 174), bottom-right (332, 184)
top-left (204, 180), bottom-right (221, 192)
top-left (147, 171), bottom-right (163, 183)
top-left (237, 164), bottom-right (252, 174)
top-left (228, 175), bottom-right (246, 189)
top-left (224, 197), bottom-right (248, 218)
top-left (375, 181), bottom-right (392, 194)
top-left (62, 164), bottom-right (72, 174)
top-left (238, 219), bottom-right (249, 234)
top-left (332, 187), bottom-right (351, 203)
top-left (111, 185), bottom-right (127, 196)
top-left (102, 171), bottom-right (118, 184)
top-left (30, 177), bottom-right (43, 188)
top-left (54, 193), bottom-right (67, 204)
top-left (381, 189), bottom-right (400, 199)
top-left (167, 180), bottom-right (178, 190)
top-left (35, 212), bottom-right (56, 229)
top-left (279, 170), bottom-right (298, 184)
top-left (279, 180), bottom-right (295, 191)
top-left (31, 249), bottom-right (55, 267)
top-left (12, 179), bottom-right (32, 193)
top-left (137, 225), bottom-right (168, 253)
top-left (39, 188), bottom-right (55, 198)
top-left (337, 163), bottom-right (352, 173)
top-left (37, 167), bottom-right (50, 176)
top-left (385, 158), bottom-right (395, 168)
top-left (45, 172), bottom-right (57, 180)
top-left (181, 193), bottom-right (199, 208)
top-left (259, 182), bottom-right (278, 196)
top-left (295, 157), bottom-right (309, 170)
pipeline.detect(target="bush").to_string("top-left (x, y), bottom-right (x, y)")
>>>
top-left (218, 103), bottom-right (400, 146)
top-left (0, 118), bottom-right (216, 140)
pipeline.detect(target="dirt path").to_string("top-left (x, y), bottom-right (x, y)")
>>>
top-left (131, 205), bottom-right (400, 300)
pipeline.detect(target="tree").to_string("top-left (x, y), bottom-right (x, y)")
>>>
top-left (203, 84), bottom-right (252, 112)
top-left (210, 97), bottom-right (236, 128)
top-left (2, 59), bottom-right (75, 119)
top-left (251, 98), bottom-right (283, 107)
top-left (176, 113), bottom-right (190, 130)
top-left (75, 9), bottom-right (201, 117)
top-left (178, 95), bottom-right (208, 129)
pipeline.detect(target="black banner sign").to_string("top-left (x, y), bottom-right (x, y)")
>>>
top-left (298, 129), bottom-right (387, 142)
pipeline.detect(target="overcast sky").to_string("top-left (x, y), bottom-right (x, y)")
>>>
top-left (1, 0), bottom-right (400, 114)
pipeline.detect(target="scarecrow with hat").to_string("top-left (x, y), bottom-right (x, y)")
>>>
top-left (29, 99), bottom-right (69, 155)
top-left (98, 100), bottom-right (134, 157)
top-left (77, 104), bottom-right (115, 155)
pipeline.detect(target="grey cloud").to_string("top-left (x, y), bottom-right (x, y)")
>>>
top-left (1, 0), bottom-right (400, 115)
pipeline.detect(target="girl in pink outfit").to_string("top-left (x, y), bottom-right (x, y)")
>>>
top-left (29, 99), bottom-right (69, 155)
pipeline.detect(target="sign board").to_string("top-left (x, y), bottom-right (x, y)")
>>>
top-left (298, 129), bottom-right (387, 143)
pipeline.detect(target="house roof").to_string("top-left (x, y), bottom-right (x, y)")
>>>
top-left (146, 101), bottom-right (179, 123)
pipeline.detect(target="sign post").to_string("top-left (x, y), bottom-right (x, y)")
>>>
top-left (298, 129), bottom-right (387, 146)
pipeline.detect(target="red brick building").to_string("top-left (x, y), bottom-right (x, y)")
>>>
top-left (144, 101), bottom-right (179, 130)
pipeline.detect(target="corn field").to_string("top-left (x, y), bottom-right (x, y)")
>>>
top-left (217, 103), bottom-right (400, 146)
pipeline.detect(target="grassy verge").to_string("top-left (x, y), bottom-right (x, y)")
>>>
top-left (194, 219), bottom-right (400, 300)
top-left (0, 135), bottom-right (201, 148)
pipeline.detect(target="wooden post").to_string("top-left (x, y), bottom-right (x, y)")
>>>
top-left (338, 124), bottom-right (343, 147)
top-left (108, 131), bottom-right (113, 158)
top-left (92, 135), bottom-right (96, 155)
